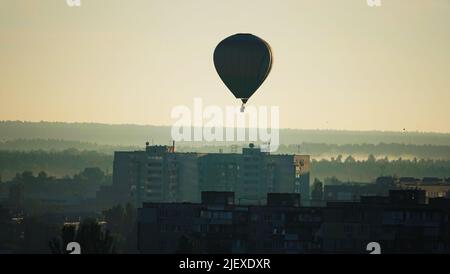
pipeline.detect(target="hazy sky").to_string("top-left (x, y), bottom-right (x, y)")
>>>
top-left (1, 0), bottom-right (449, 132)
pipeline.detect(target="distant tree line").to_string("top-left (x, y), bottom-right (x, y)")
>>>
top-left (0, 149), bottom-right (113, 180)
top-left (279, 143), bottom-right (450, 159)
top-left (1, 149), bottom-right (450, 184)
top-left (2, 121), bottom-right (450, 146)
top-left (0, 139), bottom-right (138, 154)
top-left (179, 142), bottom-right (450, 160)
top-left (1, 168), bottom-right (111, 212)
top-left (311, 155), bottom-right (450, 182)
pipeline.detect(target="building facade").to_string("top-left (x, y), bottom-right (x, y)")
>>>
top-left (137, 190), bottom-right (450, 254)
top-left (99, 143), bottom-right (311, 207)
top-left (137, 192), bottom-right (322, 254)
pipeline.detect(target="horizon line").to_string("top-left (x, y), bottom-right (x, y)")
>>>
top-left (1, 119), bottom-right (450, 136)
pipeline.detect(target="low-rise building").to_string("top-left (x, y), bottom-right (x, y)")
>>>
top-left (137, 190), bottom-right (450, 254)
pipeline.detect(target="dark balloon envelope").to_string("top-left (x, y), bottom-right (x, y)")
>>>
top-left (213, 33), bottom-right (273, 107)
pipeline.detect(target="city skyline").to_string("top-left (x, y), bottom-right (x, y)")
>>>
top-left (1, 0), bottom-right (450, 132)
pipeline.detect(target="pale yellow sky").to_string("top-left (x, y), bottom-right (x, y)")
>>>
top-left (1, 0), bottom-right (450, 132)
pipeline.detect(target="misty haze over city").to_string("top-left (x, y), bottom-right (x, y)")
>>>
top-left (1, 1), bottom-right (450, 269)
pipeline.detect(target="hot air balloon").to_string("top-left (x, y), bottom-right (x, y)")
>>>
top-left (213, 33), bottom-right (273, 112)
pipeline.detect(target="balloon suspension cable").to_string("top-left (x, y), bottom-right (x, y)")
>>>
top-left (240, 102), bottom-right (246, 113)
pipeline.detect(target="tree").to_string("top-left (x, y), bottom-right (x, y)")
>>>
top-left (367, 154), bottom-right (376, 163)
top-left (311, 178), bottom-right (323, 201)
top-left (124, 203), bottom-right (136, 233)
top-left (49, 218), bottom-right (115, 254)
top-left (8, 182), bottom-right (24, 207)
top-left (102, 203), bottom-right (136, 235)
top-left (79, 167), bottom-right (105, 184)
top-left (37, 171), bottom-right (48, 183)
top-left (344, 155), bottom-right (356, 164)
top-left (22, 216), bottom-right (60, 253)
top-left (101, 203), bottom-right (137, 253)
top-left (49, 224), bottom-right (77, 254)
top-left (102, 204), bottom-right (125, 234)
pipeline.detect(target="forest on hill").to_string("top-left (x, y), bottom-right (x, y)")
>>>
top-left (1, 150), bottom-right (450, 182)
top-left (2, 121), bottom-right (450, 146)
